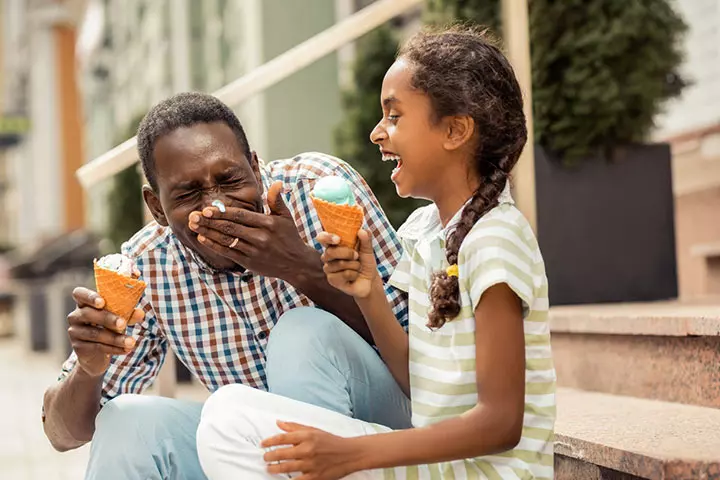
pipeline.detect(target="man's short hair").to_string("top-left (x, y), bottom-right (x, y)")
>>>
top-left (137, 92), bottom-right (252, 191)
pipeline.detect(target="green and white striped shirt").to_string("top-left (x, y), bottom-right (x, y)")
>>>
top-left (387, 184), bottom-right (555, 479)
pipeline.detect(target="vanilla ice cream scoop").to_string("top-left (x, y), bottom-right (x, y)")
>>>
top-left (96, 254), bottom-right (137, 278)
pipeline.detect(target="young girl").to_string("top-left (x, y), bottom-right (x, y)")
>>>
top-left (196, 25), bottom-right (555, 480)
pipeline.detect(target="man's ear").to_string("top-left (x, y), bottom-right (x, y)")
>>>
top-left (142, 185), bottom-right (168, 226)
top-left (250, 151), bottom-right (264, 195)
top-left (443, 115), bottom-right (475, 152)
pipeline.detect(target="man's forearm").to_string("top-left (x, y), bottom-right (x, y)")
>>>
top-left (43, 367), bottom-right (103, 452)
top-left (286, 247), bottom-right (373, 344)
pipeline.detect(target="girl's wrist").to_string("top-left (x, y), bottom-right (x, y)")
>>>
top-left (355, 277), bottom-right (386, 305)
top-left (344, 435), bottom-right (382, 473)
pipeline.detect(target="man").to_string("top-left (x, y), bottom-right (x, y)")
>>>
top-left (42, 92), bottom-right (410, 480)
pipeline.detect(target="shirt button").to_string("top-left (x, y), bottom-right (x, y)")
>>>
top-left (257, 331), bottom-right (268, 340)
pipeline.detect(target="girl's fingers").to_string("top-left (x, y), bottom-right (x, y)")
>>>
top-left (316, 232), bottom-right (340, 247)
top-left (266, 460), bottom-right (307, 475)
top-left (264, 445), bottom-right (302, 463)
top-left (321, 246), bottom-right (359, 263)
top-left (322, 260), bottom-right (361, 274)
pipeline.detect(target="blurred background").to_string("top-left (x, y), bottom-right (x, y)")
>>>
top-left (0, 0), bottom-right (719, 479)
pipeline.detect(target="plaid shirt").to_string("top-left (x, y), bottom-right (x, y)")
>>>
top-left (59, 152), bottom-right (408, 403)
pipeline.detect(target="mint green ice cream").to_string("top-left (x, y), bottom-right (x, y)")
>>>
top-left (312, 175), bottom-right (356, 206)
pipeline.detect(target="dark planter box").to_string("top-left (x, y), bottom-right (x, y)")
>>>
top-left (535, 143), bottom-right (678, 306)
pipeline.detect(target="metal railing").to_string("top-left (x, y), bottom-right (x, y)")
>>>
top-left (75, 0), bottom-right (424, 189)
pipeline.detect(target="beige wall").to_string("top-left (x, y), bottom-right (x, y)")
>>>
top-left (672, 128), bottom-right (720, 299)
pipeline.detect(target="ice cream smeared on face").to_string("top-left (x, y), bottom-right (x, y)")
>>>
top-left (97, 253), bottom-right (138, 278)
top-left (311, 176), bottom-right (356, 206)
top-left (211, 199), bottom-right (226, 213)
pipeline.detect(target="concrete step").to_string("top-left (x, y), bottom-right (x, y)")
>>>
top-left (555, 388), bottom-right (720, 480)
top-left (550, 301), bottom-right (720, 407)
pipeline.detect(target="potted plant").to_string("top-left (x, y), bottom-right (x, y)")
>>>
top-left (425, 0), bottom-right (687, 305)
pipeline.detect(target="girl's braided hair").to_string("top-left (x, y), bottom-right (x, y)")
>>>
top-left (399, 26), bottom-right (527, 328)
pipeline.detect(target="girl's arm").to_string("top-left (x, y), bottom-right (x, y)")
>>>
top-left (351, 282), bottom-right (526, 470)
top-left (319, 230), bottom-right (411, 395)
top-left (355, 278), bottom-right (410, 396)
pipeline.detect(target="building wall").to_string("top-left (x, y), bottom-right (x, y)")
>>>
top-left (260, 0), bottom-right (342, 161)
top-left (652, 0), bottom-right (720, 299)
top-left (80, 0), bottom-right (347, 242)
top-left (655, 0), bottom-right (720, 140)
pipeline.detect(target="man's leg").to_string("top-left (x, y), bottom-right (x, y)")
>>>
top-left (85, 394), bottom-right (206, 480)
top-left (265, 307), bottom-right (411, 430)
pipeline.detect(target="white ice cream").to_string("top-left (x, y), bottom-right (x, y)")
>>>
top-left (97, 253), bottom-right (137, 277)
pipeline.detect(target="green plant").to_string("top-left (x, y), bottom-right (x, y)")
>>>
top-left (107, 116), bottom-right (145, 251)
top-left (334, 24), bottom-right (428, 228)
top-left (425, 0), bottom-right (687, 163)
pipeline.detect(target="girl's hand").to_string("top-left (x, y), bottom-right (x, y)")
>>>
top-left (317, 229), bottom-right (378, 299)
top-left (261, 421), bottom-right (362, 479)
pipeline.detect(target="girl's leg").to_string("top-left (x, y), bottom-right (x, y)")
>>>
top-left (196, 384), bottom-right (385, 479)
top-left (265, 307), bottom-right (411, 429)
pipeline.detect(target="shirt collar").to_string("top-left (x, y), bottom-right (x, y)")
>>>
top-left (398, 181), bottom-right (514, 242)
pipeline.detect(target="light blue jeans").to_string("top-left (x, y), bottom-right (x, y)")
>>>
top-left (85, 307), bottom-right (410, 480)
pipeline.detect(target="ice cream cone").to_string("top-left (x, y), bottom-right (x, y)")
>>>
top-left (93, 261), bottom-right (146, 321)
top-left (312, 196), bottom-right (364, 248)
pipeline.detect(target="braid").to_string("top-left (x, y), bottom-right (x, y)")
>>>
top-left (428, 167), bottom-right (508, 329)
top-left (401, 25), bottom-right (527, 329)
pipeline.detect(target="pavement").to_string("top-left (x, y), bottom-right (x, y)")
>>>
top-left (0, 336), bottom-right (209, 480)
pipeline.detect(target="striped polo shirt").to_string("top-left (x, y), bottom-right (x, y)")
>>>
top-left (387, 184), bottom-right (556, 479)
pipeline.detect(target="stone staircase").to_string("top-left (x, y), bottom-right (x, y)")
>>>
top-left (551, 301), bottom-right (720, 479)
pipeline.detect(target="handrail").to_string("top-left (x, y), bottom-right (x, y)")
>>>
top-left (75, 0), bottom-right (423, 189)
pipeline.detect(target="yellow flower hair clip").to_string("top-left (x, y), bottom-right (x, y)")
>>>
top-left (446, 264), bottom-right (459, 278)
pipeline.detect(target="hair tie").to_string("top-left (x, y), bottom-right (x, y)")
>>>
top-left (446, 264), bottom-right (459, 277)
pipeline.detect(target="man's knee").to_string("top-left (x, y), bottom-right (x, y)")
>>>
top-left (267, 307), bottom-right (346, 357)
top-left (95, 395), bottom-right (155, 440)
top-left (94, 394), bottom-right (199, 446)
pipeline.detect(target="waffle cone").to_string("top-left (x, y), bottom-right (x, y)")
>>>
top-left (312, 196), bottom-right (364, 248)
top-left (93, 261), bottom-right (146, 321)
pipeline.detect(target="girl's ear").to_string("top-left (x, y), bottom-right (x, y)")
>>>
top-left (443, 115), bottom-right (475, 152)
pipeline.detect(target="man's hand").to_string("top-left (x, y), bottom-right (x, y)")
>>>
top-left (187, 181), bottom-right (315, 281)
top-left (67, 287), bottom-right (144, 378)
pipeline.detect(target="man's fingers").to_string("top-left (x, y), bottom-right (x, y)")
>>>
top-left (127, 308), bottom-right (145, 326)
top-left (73, 340), bottom-right (131, 357)
top-left (322, 260), bottom-right (361, 274)
top-left (194, 206), bottom-right (272, 229)
top-left (196, 235), bottom-right (248, 264)
top-left (68, 325), bottom-right (136, 350)
top-left (72, 287), bottom-right (104, 309)
top-left (193, 224), bottom-right (254, 253)
top-left (67, 306), bottom-right (123, 330)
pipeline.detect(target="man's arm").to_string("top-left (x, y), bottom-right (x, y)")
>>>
top-left (44, 289), bottom-right (164, 451)
top-left (189, 164), bottom-right (407, 345)
top-left (284, 245), bottom-right (373, 342)
top-left (43, 363), bottom-right (104, 451)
